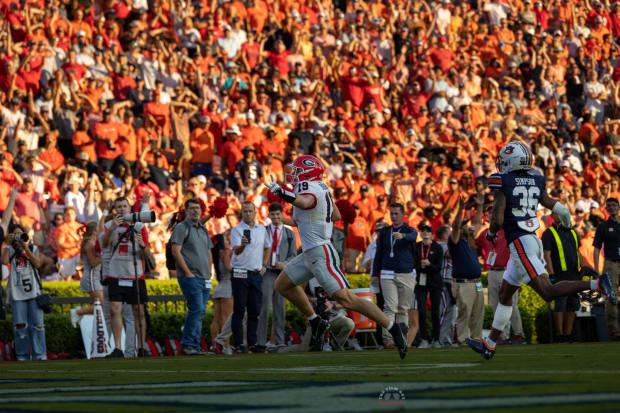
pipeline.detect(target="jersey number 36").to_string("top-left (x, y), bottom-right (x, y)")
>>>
top-left (512, 185), bottom-right (540, 217)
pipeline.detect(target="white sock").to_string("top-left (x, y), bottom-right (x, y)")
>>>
top-left (387, 321), bottom-right (394, 330)
top-left (591, 280), bottom-right (598, 290)
top-left (307, 314), bottom-right (318, 321)
top-left (485, 337), bottom-right (496, 348)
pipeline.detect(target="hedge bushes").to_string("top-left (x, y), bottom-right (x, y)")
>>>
top-left (0, 274), bottom-right (553, 350)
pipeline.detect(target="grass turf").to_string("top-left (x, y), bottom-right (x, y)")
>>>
top-left (1, 342), bottom-right (619, 412)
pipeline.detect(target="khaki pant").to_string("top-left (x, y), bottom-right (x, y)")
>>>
top-left (456, 281), bottom-right (484, 343)
top-left (381, 272), bottom-right (415, 343)
top-left (488, 269), bottom-right (524, 338)
top-left (603, 260), bottom-right (620, 336)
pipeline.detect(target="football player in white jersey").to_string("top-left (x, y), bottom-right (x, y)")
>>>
top-left (265, 155), bottom-right (408, 359)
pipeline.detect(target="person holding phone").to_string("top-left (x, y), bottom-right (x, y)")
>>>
top-left (229, 202), bottom-right (271, 353)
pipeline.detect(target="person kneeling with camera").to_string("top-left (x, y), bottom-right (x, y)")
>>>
top-left (102, 197), bottom-right (155, 358)
top-left (307, 278), bottom-right (354, 351)
top-left (2, 224), bottom-right (47, 360)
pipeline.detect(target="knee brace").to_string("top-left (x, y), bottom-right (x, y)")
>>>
top-left (492, 303), bottom-right (513, 332)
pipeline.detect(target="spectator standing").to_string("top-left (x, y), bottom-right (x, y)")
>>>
top-left (101, 197), bottom-right (153, 358)
top-left (258, 203), bottom-right (297, 350)
top-left (593, 197), bottom-right (620, 340)
top-left (476, 227), bottom-right (525, 343)
top-left (70, 222), bottom-right (103, 327)
top-left (3, 222), bottom-right (47, 361)
top-left (211, 230), bottom-right (233, 354)
top-left (436, 225), bottom-right (457, 347)
top-left (172, 198), bottom-right (214, 355)
top-left (542, 213), bottom-right (582, 342)
top-left (372, 203), bottom-right (418, 346)
top-left (0, 188), bottom-right (17, 325)
top-left (414, 224), bottom-right (444, 348)
top-left (449, 196), bottom-right (484, 345)
top-left (230, 201), bottom-right (271, 353)
top-left (54, 206), bottom-right (83, 280)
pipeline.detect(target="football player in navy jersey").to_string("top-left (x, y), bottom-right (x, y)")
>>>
top-left (467, 142), bottom-right (617, 360)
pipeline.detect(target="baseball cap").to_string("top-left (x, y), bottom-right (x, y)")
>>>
top-left (242, 145), bottom-right (254, 152)
top-left (197, 175), bottom-right (207, 184)
top-left (378, 147), bottom-right (388, 154)
top-left (78, 151), bottom-right (89, 161)
top-left (361, 184), bottom-right (369, 191)
top-left (406, 129), bottom-right (416, 137)
top-left (226, 125), bottom-right (241, 135)
top-left (561, 160), bottom-right (570, 167)
top-left (200, 115), bottom-right (210, 123)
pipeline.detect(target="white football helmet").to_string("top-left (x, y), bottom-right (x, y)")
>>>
top-left (496, 142), bottom-right (534, 173)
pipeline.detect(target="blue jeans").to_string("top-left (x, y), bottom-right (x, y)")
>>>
top-left (12, 298), bottom-right (46, 360)
top-left (231, 271), bottom-right (262, 348)
top-left (177, 276), bottom-right (210, 350)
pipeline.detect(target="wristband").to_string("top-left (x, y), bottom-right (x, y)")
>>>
top-left (279, 188), bottom-right (297, 203)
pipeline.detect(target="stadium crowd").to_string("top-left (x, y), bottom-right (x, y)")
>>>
top-left (1, 0), bottom-right (620, 356)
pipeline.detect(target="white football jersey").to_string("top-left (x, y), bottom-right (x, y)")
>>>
top-left (292, 180), bottom-right (334, 251)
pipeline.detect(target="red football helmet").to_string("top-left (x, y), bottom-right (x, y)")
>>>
top-left (285, 155), bottom-right (325, 185)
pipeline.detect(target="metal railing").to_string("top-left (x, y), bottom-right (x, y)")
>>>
top-left (50, 295), bottom-right (188, 313)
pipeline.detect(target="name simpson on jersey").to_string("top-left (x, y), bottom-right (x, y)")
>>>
top-left (514, 177), bottom-right (536, 186)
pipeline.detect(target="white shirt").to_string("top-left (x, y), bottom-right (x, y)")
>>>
top-left (65, 190), bottom-right (87, 223)
top-left (484, 2), bottom-right (510, 26)
top-left (230, 221), bottom-right (271, 271)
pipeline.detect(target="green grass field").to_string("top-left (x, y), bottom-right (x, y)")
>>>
top-left (1, 343), bottom-right (620, 412)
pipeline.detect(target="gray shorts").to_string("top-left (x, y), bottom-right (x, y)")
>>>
top-left (284, 243), bottom-right (350, 296)
top-left (212, 277), bottom-right (232, 299)
top-left (80, 265), bottom-right (103, 293)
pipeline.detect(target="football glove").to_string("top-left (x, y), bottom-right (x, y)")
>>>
top-left (265, 175), bottom-right (297, 203)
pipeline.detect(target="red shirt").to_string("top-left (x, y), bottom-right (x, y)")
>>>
top-left (341, 75), bottom-right (366, 108)
top-left (475, 228), bottom-right (510, 269)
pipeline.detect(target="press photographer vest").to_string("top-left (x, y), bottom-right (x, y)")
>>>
top-left (7, 245), bottom-right (41, 302)
top-left (104, 221), bottom-right (147, 280)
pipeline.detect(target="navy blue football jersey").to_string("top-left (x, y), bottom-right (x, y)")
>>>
top-left (488, 171), bottom-right (546, 244)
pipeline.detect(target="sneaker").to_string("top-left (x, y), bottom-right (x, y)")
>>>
top-left (347, 338), bottom-right (363, 351)
top-left (197, 349), bottom-right (213, 355)
top-left (70, 307), bottom-right (82, 328)
top-left (598, 273), bottom-right (617, 305)
top-left (249, 345), bottom-right (266, 354)
top-left (431, 340), bottom-right (442, 349)
top-left (106, 348), bottom-right (124, 359)
top-left (212, 342), bottom-right (224, 355)
top-left (388, 322), bottom-right (408, 360)
top-left (137, 348), bottom-right (150, 357)
top-left (309, 317), bottom-right (329, 351)
top-left (181, 346), bottom-right (200, 356)
top-left (417, 339), bottom-right (430, 349)
top-left (509, 336), bottom-right (526, 345)
top-left (222, 346), bottom-right (233, 355)
top-left (466, 337), bottom-right (495, 360)
top-left (322, 343), bottom-right (333, 352)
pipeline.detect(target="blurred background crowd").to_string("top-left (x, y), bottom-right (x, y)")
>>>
top-left (0, 0), bottom-right (619, 282)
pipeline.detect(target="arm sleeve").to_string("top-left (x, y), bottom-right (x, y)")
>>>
top-left (230, 226), bottom-right (242, 250)
top-left (371, 229), bottom-right (384, 277)
top-left (487, 173), bottom-right (503, 189)
top-left (404, 228), bottom-right (418, 242)
top-left (592, 224), bottom-right (604, 249)
top-left (170, 223), bottom-right (187, 245)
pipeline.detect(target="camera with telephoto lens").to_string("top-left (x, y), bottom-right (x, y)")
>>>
top-left (12, 232), bottom-right (29, 244)
top-left (313, 287), bottom-right (331, 320)
top-left (122, 210), bottom-right (156, 224)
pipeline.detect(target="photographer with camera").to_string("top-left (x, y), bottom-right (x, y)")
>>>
top-left (307, 278), bottom-right (355, 351)
top-left (101, 197), bottom-right (155, 358)
top-left (2, 222), bottom-right (47, 360)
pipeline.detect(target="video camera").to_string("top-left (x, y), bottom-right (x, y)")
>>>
top-left (121, 210), bottom-right (156, 224)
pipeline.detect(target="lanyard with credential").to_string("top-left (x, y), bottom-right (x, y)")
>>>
top-left (389, 227), bottom-right (401, 258)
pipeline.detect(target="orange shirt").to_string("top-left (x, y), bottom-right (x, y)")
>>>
top-left (346, 216), bottom-right (370, 252)
top-left (55, 221), bottom-right (83, 258)
top-left (72, 130), bottom-right (96, 162)
top-left (190, 127), bottom-right (215, 163)
top-left (39, 147), bottom-right (65, 172)
top-left (118, 122), bottom-right (138, 162)
top-left (93, 121), bottom-right (121, 159)
top-left (219, 140), bottom-right (245, 172)
top-left (143, 102), bottom-right (171, 137)
top-left (241, 125), bottom-right (265, 148)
